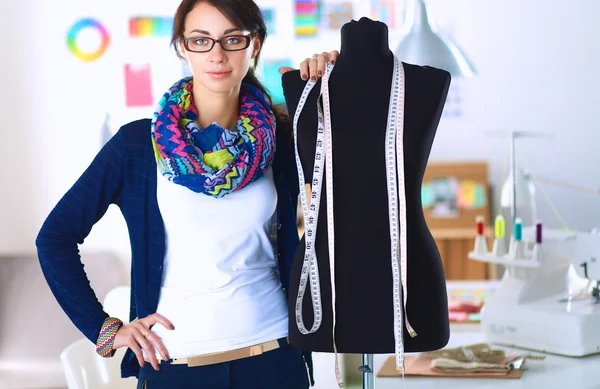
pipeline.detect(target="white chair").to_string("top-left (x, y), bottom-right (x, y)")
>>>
top-left (0, 252), bottom-right (129, 389)
top-left (60, 339), bottom-right (136, 389)
top-left (60, 285), bottom-right (136, 389)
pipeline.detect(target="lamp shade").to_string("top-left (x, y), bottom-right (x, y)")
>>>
top-left (394, 0), bottom-right (476, 77)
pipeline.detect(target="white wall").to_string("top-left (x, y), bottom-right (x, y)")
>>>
top-left (1, 0), bottom-right (599, 257)
top-left (430, 0), bottom-right (600, 232)
top-left (0, 0), bottom-right (44, 255)
top-left (0, 0), bottom-right (183, 258)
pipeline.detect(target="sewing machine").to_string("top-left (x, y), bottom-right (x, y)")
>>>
top-left (468, 223), bottom-right (600, 357)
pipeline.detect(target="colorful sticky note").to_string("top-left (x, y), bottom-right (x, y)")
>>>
top-left (371, 0), bottom-right (397, 29)
top-left (124, 63), bottom-right (154, 107)
top-left (421, 184), bottom-right (435, 208)
top-left (261, 58), bottom-right (293, 104)
top-left (129, 17), bottom-right (173, 38)
top-left (457, 180), bottom-right (488, 209)
top-left (295, 0), bottom-right (320, 37)
top-left (261, 8), bottom-right (276, 35)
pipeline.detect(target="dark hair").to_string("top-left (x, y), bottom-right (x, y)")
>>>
top-left (171, 0), bottom-right (287, 122)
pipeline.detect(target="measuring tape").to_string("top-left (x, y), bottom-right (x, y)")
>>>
top-left (321, 62), bottom-right (343, 386)
top-left (292, 56), bottom-right (415, 385)
top-left (291, 67), bottom-right (327, 337)
top-left (385, 57), bottom-right (417, 374)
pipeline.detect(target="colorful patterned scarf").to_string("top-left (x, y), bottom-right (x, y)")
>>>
top-left (151, 77), bottom-right (276, 198)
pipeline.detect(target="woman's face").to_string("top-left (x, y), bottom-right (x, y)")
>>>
top-left (181, 1), bottom-right (260, 94)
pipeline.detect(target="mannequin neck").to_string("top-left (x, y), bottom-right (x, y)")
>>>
top-left (339, 18), bottom-right (392, 63)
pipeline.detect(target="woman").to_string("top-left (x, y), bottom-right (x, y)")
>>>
top-left (36, 0), bottom-right (338, 388)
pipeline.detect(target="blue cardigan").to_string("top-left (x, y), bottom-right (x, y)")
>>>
top-left (35, 118), bottom-right (313, 383)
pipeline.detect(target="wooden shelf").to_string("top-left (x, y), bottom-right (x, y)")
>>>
top-left (431, 227), bottom-right (497, 280)
top-left (430, 227), bottom-right (493, 240)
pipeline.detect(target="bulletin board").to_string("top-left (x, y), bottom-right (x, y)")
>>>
top-left (64, 0), bottom-right (406, 112)
top-left (422, 162), bottom-right (490, 229)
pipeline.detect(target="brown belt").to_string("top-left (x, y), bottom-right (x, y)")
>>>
top-left (147, 337), bottom-right (288, 367)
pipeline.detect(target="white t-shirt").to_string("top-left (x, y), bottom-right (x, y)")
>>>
top-left (152, 167), bottom-right (288, 358)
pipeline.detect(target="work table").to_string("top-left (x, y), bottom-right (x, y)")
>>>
top-left (372, 330), bottom-right (600, 389)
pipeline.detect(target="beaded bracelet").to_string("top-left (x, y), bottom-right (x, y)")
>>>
top-left (96, 317), bottom-right (123, 358)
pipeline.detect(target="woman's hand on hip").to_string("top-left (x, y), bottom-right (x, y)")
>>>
top-left (112, 313), bottom-right (175, 371)
top-left (278, 50), bottom-right (340, 81)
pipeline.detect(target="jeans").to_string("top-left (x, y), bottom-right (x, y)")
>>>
top-left (137, 343), bottom-right (311, 389)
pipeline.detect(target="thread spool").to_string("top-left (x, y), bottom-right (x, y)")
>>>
top-left (495, 215), bottom-right (505, 238)
top-left (514, 218), bottom-right (523, 241)
top-left (474, 216), bottom-right (488, 254)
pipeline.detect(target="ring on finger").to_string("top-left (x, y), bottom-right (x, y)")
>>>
top-left (143, 328), bottom-right (151, 338)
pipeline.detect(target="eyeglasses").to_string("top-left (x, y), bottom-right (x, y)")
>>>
top-left (183, 34), bottom-right (255, 53)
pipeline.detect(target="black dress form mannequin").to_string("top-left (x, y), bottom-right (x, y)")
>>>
top-left (282, 17), bottom-right (451, 354)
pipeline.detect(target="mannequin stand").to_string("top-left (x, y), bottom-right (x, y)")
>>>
top-left (359, 354), bottom-right (375, 389)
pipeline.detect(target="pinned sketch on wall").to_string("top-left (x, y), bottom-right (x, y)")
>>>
top-left (129, 16), bottom-right (173, 38)
top-left (294, 0), bottom-right (320, 37)
top-left (67, 18), bottom-right (111, 62)
top-left (124, 63), bottom-right (154, 107)
top-left (422, 177), bottom-right (461, 218)
top-left (261, 8), bottom-right (276, 35)
top-left (326, 1), bottom-right (354, 30)
top-left (443, 81), bottom-right (463, 118)
top-left (371, 0), bottom-right (398, 29)
top-left (259, 58), bottom-right (292, 104)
